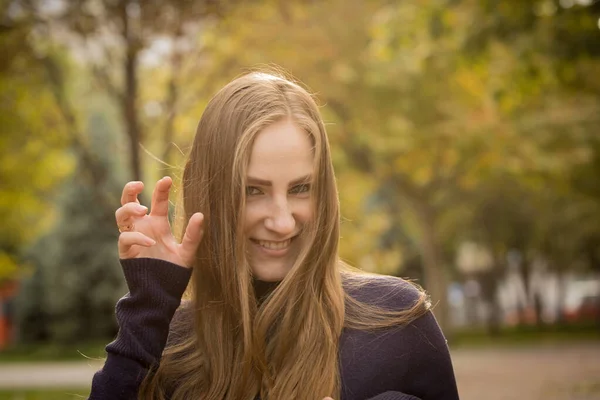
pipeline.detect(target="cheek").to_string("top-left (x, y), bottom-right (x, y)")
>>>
top-left (243, 202), bottom-right (264, 233)
top-left (295, 201), bottom-right (313, 224)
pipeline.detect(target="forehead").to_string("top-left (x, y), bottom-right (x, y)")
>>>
top-left (247, 119), bottom-right (314, 178)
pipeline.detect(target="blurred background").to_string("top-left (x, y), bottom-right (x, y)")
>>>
top-left (0, 0), bottom-right (599, 399)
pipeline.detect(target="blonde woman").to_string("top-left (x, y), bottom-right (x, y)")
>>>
top-left (89, 72), bottom-right (459, 400)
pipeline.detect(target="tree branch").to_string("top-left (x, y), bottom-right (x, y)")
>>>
top-left (39, 54), bottom-right (117, 209)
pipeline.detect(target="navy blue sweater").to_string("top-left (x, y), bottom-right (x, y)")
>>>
top-left (89, 258), bottom-right (459, 400)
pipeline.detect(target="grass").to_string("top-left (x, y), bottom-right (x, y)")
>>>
top-left (450, 321), bottom-right (600, 348)
top-left (0, 323), bottom-right (598, 362)
top-left (0, 341), bottom-right (106, 363)
top-left (0, 389), bottom-right (89, 399)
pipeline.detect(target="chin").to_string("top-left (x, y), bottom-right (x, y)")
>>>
top-left (251, 264), bottom-right (290, 282)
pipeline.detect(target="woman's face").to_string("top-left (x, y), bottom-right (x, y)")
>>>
top-left (244, 118), bottom-right (314, 282)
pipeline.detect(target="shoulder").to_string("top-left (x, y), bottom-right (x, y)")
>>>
top-left (339, 274), bottom-right (458, 398)
top-left (342, 272), bottom-right (427, 312)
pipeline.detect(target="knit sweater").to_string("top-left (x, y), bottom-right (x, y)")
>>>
top-left (89, 258), bottom-right (459, 400)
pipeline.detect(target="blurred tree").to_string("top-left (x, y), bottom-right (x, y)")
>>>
top-left (464, 0), bottom-right (600, 326)
top-left (2, 1), bottom-right (131, 338)
top-left (464, 175), bottom-right (539, 331)
top-left (16, 108), bottom-right (127, 343)
top-left (0, 6), bottom-right (73, 282)
top-left (19, 0), bottom-right (236, 187)
top-left (571, 141), bottom-right (600, 326)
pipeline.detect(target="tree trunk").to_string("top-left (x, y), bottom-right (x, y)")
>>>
top-left (555, 267), bottom-right (567, 325)
top-left (161, 15), bottom-right (184, 166)
top-left (488, 291), bottom-right (502, 336)
top-left (417, 205), bottom-right (450, 335)
top-left (517, 252), bottom-right (532, 327)
top-left (481, 268), bottom-right (502, 336)
top-left (120, 0), bottom-right (143, 185)
top-left (594, 271), bottom-right (600, 331)
top-left (161, 53), bottom-right (182, 165)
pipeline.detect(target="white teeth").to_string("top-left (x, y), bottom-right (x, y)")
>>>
top-left (258, 239), bottom-right (291, 250)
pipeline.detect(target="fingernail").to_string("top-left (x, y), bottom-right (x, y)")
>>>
top-left (138, 205), bottom-right (148, 213)
top-left (147, 238), bottom-right (156, 245)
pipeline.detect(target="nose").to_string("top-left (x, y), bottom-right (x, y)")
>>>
top-left (264, 198), bottom-right (295, 236)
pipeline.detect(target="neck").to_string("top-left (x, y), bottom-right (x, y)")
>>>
top-left (253, 279), bottom-right (280, 303)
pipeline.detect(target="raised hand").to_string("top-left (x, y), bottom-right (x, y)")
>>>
top-left (115, 176), bottom-right (204, 268)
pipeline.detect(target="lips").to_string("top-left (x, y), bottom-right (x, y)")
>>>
top-left (250, 235), bottom-right (298, 253)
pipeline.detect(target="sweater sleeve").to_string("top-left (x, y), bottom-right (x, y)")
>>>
top-left (88, 258), bottom-right (192, 400)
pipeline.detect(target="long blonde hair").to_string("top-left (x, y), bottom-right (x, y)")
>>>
top-left (140, 71), bottom-right (430, 400)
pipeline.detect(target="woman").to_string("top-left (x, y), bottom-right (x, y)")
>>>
top-left (89, 72), bottom-right (459, 400)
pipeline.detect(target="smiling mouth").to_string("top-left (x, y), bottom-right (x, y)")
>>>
top-left (250, 237), bottom-right (296, 250)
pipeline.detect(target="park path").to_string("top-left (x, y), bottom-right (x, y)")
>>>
top-left (453, 342), bottom-right (600, 400)
top-left (0, 342), bottom-right (599, 399)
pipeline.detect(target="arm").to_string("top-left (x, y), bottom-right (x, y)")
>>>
top-left (88, 177), bottom-right (203, 399)
top-left (88, 258), bottom-right (191, 400)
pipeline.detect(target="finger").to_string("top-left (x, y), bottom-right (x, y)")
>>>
top-left (118, 232), bottom-right (156, 256)
top-left (115, 203), bottom-right (148, 226)
top-left (121, 181), bottom-right (144, 206)
top-left (178, 212), bottom-right (204, 267)
top-left (150, 176), bottom-right (172, 217)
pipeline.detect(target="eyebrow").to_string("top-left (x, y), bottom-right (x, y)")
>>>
top-left (246, 174), bottom-right (312, 187)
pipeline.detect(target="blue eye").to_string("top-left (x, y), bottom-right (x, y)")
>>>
top-left (289, 184), bottom-right (310, 194)
top-left (246, 186), bottom-right (263, 196)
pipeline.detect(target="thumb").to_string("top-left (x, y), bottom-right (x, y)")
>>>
top-left (179, 212), bottom-right (204, 267)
